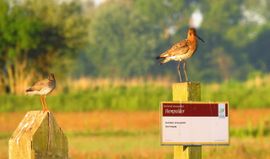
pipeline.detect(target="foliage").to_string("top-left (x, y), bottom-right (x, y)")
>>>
top-left (78, 0), bottom-right (270, 82)
top-left (0, 0), bottom-right (89, 94)
top-left (1, 0), bottom-right (270, 94)
top-left (85, 1), bottom-right (159, 77)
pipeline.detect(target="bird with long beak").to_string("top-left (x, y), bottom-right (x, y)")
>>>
top-left (26, 73), bottom-right (56, 112)
top-left (156, 28), bottom-right (205, 82)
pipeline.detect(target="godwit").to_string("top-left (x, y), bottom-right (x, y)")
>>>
top-left (156, 28), bottom-right (204, 82)
top-left (26, 73), bottom-right (56, 112)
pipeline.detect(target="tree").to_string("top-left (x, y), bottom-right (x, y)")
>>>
top-left (0, 0), bottom-right (89, 94)
top-left (0, 0), bottom-right (43, 94)
top-left (85, 1), bottom-right (159, 77)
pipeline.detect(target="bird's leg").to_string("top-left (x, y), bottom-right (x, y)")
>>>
top-left (183, 60), bottom-right (189, 81)
top-left (44, 95), bottom-right (49, 112)
top-left (177, 61), bottom-right (182, 82)
top-left (40, 95), bottom-right (45, 112)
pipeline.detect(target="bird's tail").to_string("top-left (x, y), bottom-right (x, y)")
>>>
top-left (156, 55), bottom-right (170, 65)
top-left (156, 50), bottom-right (172, 65)
top-left (160, 58), bottom-right (170, 65)
top-left (25, 88), bottom-right (35, 95)
top-left (155, 56), bottom-right (164, 65)
top-left (26, 88), bottom-right (33, 92)
top-left (156, 56), bottom-right (162, 59)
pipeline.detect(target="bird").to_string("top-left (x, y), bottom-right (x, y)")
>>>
top-left (26, 73), bottom-right (56, 112)
top-left (156, 28), bottom-right (205, 82)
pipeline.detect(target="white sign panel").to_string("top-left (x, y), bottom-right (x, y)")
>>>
top-left (161, 102), bottom-right (229, 145)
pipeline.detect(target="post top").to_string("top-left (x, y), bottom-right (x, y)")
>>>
top-left (172, 82), bottom-right (201, 101)
top-left (10, 111), bottom-right (52, 142)
top-left (172, 81), bottom-right (200, 85)
top-left (9, 111), bottom-right (68, 159)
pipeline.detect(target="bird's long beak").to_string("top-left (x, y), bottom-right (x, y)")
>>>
top-left (196, 35), bottom-right (205, 43)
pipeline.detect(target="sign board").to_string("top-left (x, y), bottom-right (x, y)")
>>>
top-left (161, 102), bottom-right (229, 145)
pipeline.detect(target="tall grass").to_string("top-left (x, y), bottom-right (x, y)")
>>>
top-left (0, 85), bottom-right (171, 112)
top-left (1, 75), bottom-right (270, 112)
top-left (202, 75), bottom-right (270, 108)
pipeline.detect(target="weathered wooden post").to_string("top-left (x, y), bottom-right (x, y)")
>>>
top-left (9, 111), bottom-right (68, 159)
top-left (172, 82), bottom-right (201, 159)
top-left (160, 82), bottom-right (229, 159)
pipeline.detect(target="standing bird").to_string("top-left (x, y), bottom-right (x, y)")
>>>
top-left (26, 73), bottom-right (56, 112)
top-left (156, 28), bottom-right (205, 82)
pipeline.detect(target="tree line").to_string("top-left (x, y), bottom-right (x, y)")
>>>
top-left (1, 0), bottom-right (270, 94)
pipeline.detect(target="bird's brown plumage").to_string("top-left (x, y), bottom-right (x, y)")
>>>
top-left (26, 79), bottom-right (50, 92)
top-left (26, 74), bottom-right (55, 94)
top-left (26, 73), bottom-right (56, 111)
top-left (156, 28), bottom-right (203, 64)
top-left (156, 28), bottom-right (204, 81)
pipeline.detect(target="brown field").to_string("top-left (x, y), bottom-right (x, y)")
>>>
top-left (0, 108), bottom-right (269, 132)
top-left (0, 109), bottom-right (270, 159)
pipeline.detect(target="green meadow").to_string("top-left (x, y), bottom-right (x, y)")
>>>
top-left (1, 76), bottom-right (270, 112)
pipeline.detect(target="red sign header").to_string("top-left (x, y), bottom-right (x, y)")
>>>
top-left (162, 102), bottom-right (228, 117)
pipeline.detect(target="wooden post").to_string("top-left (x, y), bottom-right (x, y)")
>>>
top-left (9, 111), bottom-right (68, 159)
top-left (172, 82), bottom-right (202, 159)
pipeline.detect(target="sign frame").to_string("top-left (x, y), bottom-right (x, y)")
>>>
top-left (160, 101), bottom-right (230, 146)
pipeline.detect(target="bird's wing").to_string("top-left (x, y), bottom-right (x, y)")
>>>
top-left (29, 79), bottom-right (49, 91)
top-left (159, 40), bottom-right (190, 57)
top-left (170, 39), bottom-right (188, 50)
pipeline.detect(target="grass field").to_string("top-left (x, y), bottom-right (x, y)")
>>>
top-left (0, 109), bottom-right (269, 159)
top-left (1, 75), bottom-right (270, 111)
top-left (1, 76), bottom-right (270, 158)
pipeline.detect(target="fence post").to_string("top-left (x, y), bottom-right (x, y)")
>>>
top-left (172, 82), bottom-right (202, 159)
top-left (9, 111), bottom-right (68, 159)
